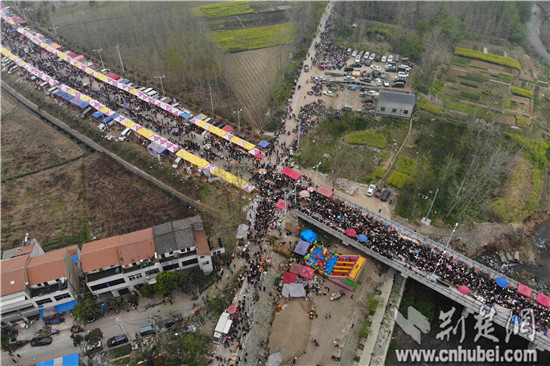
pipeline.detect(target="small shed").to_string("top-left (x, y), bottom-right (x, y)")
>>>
top-left (376, 91), bottom-right (416, 119)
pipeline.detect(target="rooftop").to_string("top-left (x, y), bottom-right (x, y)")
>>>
top-left (194, 230), bottom-right (211, 256)
top-left (26, 245), bottom-right (77, 286)
top-left (153, 216), bottom-right (203, 254)
top-left (1, 255), bottom-right (30, 296)
top-left (118, 228), bottom-right (155, 267)
top-left (378, 90), bottom-right (416, 105)
top-left (81, 236), bottom-right (121, 273)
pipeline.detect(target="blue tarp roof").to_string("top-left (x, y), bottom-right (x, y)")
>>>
top-left (44, 39), bottom-right (53, 44)
top-left (101, 116), bottom-right (114, 124)
top-left (119, 79), bottom-right (130, 84)
top-left (179, 112), bottom-right (192, 119)
top-left (54, 299), bottom-right (76, 313)
top-left (92, 111), bottom-right (103, 118)
top-left (110, 113), bottom-right (120, 120)
top-left (54, 90), bottom-right (74, 101)
top-left (258, 140), bottom-right (270, 148)
top-left (72, 254), bottom-right (79, 264)
top-left (69, 97), bottom-right (89, 109)
top-left (37, 352), bottom-right (79, 366)
top-left (300, 229), bottom-right (318, 244)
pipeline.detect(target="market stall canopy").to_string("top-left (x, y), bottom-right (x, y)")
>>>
top-left (357, 234), bottom-right (368, 243)
top-left (495, 277), bottom-right (509, 288)
top-left (283, 272), bottom-right (297, 284)
top-left (282, 283), bottom-right (306, 298)
top-left (275, 199), bottom-right (289, 210)
top-left (537, 292), bottom-right (550, 308)
top-left (92, 111), bottom-right (103, 118)
top-left (316, 186), bottom-right (333, 198)
top-left (289, 262), bottom-right (315, 279)
top-left (293, 240), bottom-right (311, 256)
top-left (518, 283), bottom-right (533, 298)
top-left (222, 125), bottom-right (234, 132)
top-left (106, 72), bottom-right (120, 80)
top-left (258, 140), bottom-right (270, 148)
top-left (458, 285), bottom-right (470, 295)
top-left (299, 190), bottom-right (310, 198)
top-left (236, 224), bottom-right (249, 239)
top-left (299, 229), bottom-right (317, 243)
top-left (346, 229), bottom-right (357, 237)
top-left (282, 167), bottom-right (301, 181)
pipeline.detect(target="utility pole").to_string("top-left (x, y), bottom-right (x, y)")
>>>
top-left (425, 187), bottom-right (439, 219)
top-left (48, 13), bottom-right (60, 44)
top-left (233, 108), bottom-right (242, 135)
top-left (155, 75), bottom-right (165, 96)
top-left (297, 119), bottom-right (301, 151)
top-left (208, 82), bottom-right (214, 114)
top-left (93, 48), bottom-right (105, 70)
top-left (115, 44), bottom-right (125, 72)
top-left (314, 162), bottom-right (322, 187)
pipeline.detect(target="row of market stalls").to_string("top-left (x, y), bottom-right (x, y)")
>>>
top-left (0, 45), bottom-right (255, 192)
top-left (8, 19), bottom-right (263, 159)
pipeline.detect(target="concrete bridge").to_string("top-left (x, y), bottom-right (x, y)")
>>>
top-left (291, 193), bottom-right (550, 352)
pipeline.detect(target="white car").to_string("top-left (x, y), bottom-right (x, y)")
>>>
top-left (375, 78), bottom-right (382, 86)
top-left (397, 71), bottom-right (409, 78)
top-left (323, 90), bottom-right (334, 97)
top-left (371, 65), bottom-right (381, 71)
top-left (388, 55), bottom-right (393, 62)
top-left (344, 75), bottom-right (356, 81)
top-left (364, 51), bottom-right (370, 59)
top-left (369, 53), bottom-right (376, 61)
top-left (384, 79), bottom-right (390, 87)
top-left (367, 184), bottom-right (376, 197)
top-left (381, 56), bottom-right (387, 63)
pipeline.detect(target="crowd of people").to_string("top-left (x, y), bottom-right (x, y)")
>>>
top-left (3, 8), bottom-right (550, 349)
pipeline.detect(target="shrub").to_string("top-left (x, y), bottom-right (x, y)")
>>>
top-left (366, 27), bottom-right (392, 39)
top-left (369, 167), bottom-right (386, 180)
top-left (444, 101), bottom-right (493, 119)
top-left (498, 73), bottom-right (514, 83)
top-left (416, 98), bottom-right (443, 115)
top-left (213, 23), bottom-right (295, 52)
top-left (386, 171), bottom-right (413, 189)
top-left (515, 116), bottom-right (530, 127)
top-left (511, 86), bottom-right (534, 99)
top-left (459, 81), bottom-right (478, 88)
top-left (395, 156), bottom-right (417, 176)
top-left (199, 1), bottom-right (253, 18)
top-left (458, 72), bottom-right (488, 83)
top-left (469, 64), bottom-right (488, 70)
top-left (454, 47), bottom-right (521, 70)
top-left (460, 90), bottom-right (481, 101)
top-left (452, 57), bottom-right (471, 67)
top-left (344, 130), bottom-right (387, 148)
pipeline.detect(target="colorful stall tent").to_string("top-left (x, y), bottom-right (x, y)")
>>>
top-left (0, 45), bottom-right (254, 193)
top-left (275, 199), bottom-right (289, 210)
top-left (316, 186), bottom-right (333, 198)
top-left (289, 263), bottom-right (315, 280)
top-left (518, 283), bottom-right (533, 298)
top-left (304, 245), bottom-right (366, 291)
top-left (299, 230), bottom-right (317, 244)
top-left (147, 142), bottom-right (168, 158)
top-left (106, 72), bottom-right (120, 80)
top-left (283, 272), bottom-right (297, 284)
top-left (293, 240), bottom-right (311, 256)
top-left (282, 167), bottom-right (301, 181)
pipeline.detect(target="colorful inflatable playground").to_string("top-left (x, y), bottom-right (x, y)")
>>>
top-left (299, 230), bottom-right (366, 291)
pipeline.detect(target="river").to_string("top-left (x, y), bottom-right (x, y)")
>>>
top-left (526, 2), bottom-right (550, 64)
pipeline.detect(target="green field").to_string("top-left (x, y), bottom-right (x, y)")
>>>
top-left (213, 23), bottom-right (295, 52)
top-left (454, 47), bottom-right (521, 70)
top-left (199, 1), bottom-right (254, 19)
top-left (344, 130), bottom-right (387, 148)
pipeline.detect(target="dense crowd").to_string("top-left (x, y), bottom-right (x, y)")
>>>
top-left (3, 12), bottom-right (550, 347)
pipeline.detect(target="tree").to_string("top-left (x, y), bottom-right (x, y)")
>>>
top-left (154, 271), bottom-right (179, 297)
top-left (139, 282), bottom-right (155, 298)
top-left (178, 271), bottom-right (194, 293)
top-left (73, 297), bottom-right (101, 324)
top-left (127, 292), bottom-right (139, 307)
top-left (72, 328), bottom-right (103, 360)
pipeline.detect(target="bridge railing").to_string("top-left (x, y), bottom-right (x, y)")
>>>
top-left (292, 209), bottom-right (550, 351)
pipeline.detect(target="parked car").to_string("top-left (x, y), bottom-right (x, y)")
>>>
top-left (384, 79), bottom-right (390, 87)
top-left (367, 184), bottom-right (376, 197)
top-left (344, 66), bottom-right (354, 72)
top-left (392, 82), bottom-right (405, 88)
top-left (388, 55), bottom-right (393, 63)
top-left (139, 324), bottom-right (160, 337)
top-left (381, 55), bottom-right (387, 63)
top-left (375, 54), bottom-right (381, 62)
top-left (31, 337), bottom-right (52, 347)
top-left (395, 54), bottom-right (400, 62)
top-left (86, 340), bottom-right (102, 354)
top-left (107, 334), bottom-right (128, 348)
top-left (304, 65), bottom-right (309, 73)
top-left (369, 53), bottom-right (376, 61)
top-left (323, 90), bottom-right (334, 97)
top-left (374, 188), bottom-right (383, 198)
top-left (163, 314), bottom-right (184, 329)
top-left (381, 189), bottom-right (391, 202)
top-left (397, 71), bottom-right (409, 78)
top-left (370, 65), bottom-right (381, 72)
top-left (375, 78), bottom-right (382, 86)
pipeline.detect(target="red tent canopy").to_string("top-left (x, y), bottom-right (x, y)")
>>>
top-left (316, 186), bottom-right (333, 198)
top-left (275, 199), bottom-right (288, 210)
top-left (222, 125), bottom-right (234, 132)
top-left (346, 229), bottom-right (357, 237)
top-left (458, 285), bottom-right (470, 295)
top-left (537, 293), bottom-right (550, 307)
top-left (518, 283), bottom-right (533, 298)
top-left (66, 51), bottom-right (76, 57)
top-left (255, 152), bottom-right (264, 159)
top-left (283, 272), bottom-right (297, 284)
top-left (75, 55), bottom-right (85, 62)
top-left (289, 263), bottom-right (315, 279)
top-left (106, 72), bottom-right (121, 80)
top-left (282, 167), bottom-right (301, 180)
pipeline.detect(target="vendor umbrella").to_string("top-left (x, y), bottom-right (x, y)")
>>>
top-left (258, 169), bottom-right (267, 175)
top-left (204, 144), bottom-right (212, 150)
top-left (299, 190), bottom-right (310, 198)
top-left (227, 305), bottom-right (237, 314)
top-left (307, 187), bottom-right (315, 192)
top-left (458, 285), bottom-right (470, 295)
top-left (122, 103), bottom-right (129, 108)
top-left (357, 234), bottom-right (368, 243)
top-left (346, 229), bottom-right (357, 237)
top-left (495, 277), bottom-right (509, 288)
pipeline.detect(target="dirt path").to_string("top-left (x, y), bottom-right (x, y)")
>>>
top-left (379, 113), bottom-right (413, 184)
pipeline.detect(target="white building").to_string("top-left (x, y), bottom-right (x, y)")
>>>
top-left (376, 90), bottom-right (416, 119)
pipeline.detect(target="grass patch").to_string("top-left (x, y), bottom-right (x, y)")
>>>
top-left (366, 27), bottom-right (392, 39)
top-left (395, 156), bottom-right (417, 176)
top-left (114, 356), bottom-right (131, 365)
top-left (386, 170), bottom-right (414, 189)
top-left (459, 81), bottom-right (478, 88)
top-left (417, 98), bottom-right (443, 115)
top-left (359, 318), bottom-right (373, 338)
top-left (109, 344), bottom-right (132, 359)
top-left (213, 23), bottom-right (295, 53)
top-left (452, 57), bottom-right (471, 67)
top-left (199, 1), bottom-right (253, 18)
top-left (460, 90), bottom-right (481, 101)
top-left (511, 86), bottom-right (534, 99)
top-left (344, 130), bottom-right (387, 148)
top-left (369, 166), bottom-right (386, 180)
top-left (458, 72), bottom-right (488, 83)
top-left (454, 47), bottom-right (521, 70)
top-left (469, 64), bottom-right (488, 70)
top-left (515, 116), bottom-right (530, 127)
